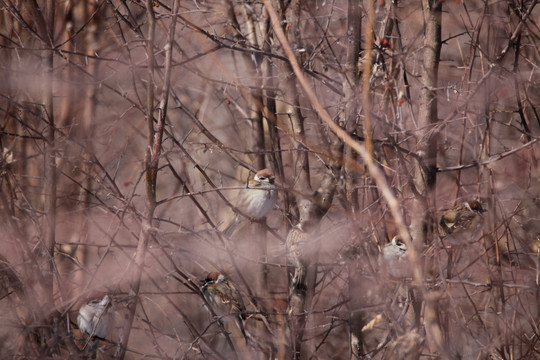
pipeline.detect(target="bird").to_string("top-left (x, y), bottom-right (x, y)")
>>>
top-left (285, 220), bottom-right (319, 336)
top-left (379, 236), bottom-right (419, 334)
top-left (439, 200), bottom-right (486, 245)
top-left (77, 294), bottom-right (111, 340)
top-left (380, 235), bottom-right (411, 279)
top-left (286, 220), bottom-right (317, 267)
top-left (200, 271), bottom-right (247, 341)
top-left (222, 168), bottom-right (278, 236)
top-left (77, 294), bottom-right (112, 357)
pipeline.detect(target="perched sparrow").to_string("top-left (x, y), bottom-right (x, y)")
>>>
top-left (286, 220), bottom-right (317, 267)
top-left (200, 271), bottom-right (247, 339)
top-left (286, 221), bottom-right (319, 320)
top-left (439, 200), bottom-right (486, 245)
top-left (77, 295), bottom-right (111, 339)
top-left (380, 236), bottom-right (411, 279)
top-left (223, 168), bottom-right (278, 236)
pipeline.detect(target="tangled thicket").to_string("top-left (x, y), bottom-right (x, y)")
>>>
top-left (0, 0), bottom-right (539, 359)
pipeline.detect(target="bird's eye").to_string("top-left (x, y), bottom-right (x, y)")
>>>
top-left (395, 240), bottom-right (406, 249)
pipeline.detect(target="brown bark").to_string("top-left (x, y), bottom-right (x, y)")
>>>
top-left (411, 0), bottom-right (441, 248)
top-left (413, 0), bottom-right (448, 358)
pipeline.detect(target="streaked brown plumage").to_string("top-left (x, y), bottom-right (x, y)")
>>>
top-left (286, 220), bottom-right (317, 266)
top-left (200, 271), bottom-right (247, 340)
top-left (439, 200), bottom-right (486, 244)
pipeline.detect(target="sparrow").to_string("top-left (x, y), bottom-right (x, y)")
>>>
top-left (285, 220), bottom-right (320, 334)
top-left (200, 271), bottom-right (247, 340)
top-left (222, 168), bottom-right (278, 236)
top-left (439, 200), bottom-right (486, 245)
top-left (380, 236), bottom-right (411, 279)
top-left (286, 220), bottom-right (317, 267)
top-left (77, 294), bottom-right (111, 340)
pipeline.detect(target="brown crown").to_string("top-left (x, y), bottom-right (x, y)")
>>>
top-left (256, 168), bottom-right (274, 178)
top-left (467, 200), bottom-right (485, 212)
top-left (203, 271), bottom-right (221, 282)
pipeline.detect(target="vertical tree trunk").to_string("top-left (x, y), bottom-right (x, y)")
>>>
top-left (275, 0), bottom-right (313, 223)
top-left (413, 0), bottom-right (447, 357)
top-left (342, 1), bottom-right (365, 357)
top-left (273, 0), bottom-right (313, 352)
top-left (411, 0), bottom-right (441, 248)
top-left (265, 1), bottom-right (342, 358)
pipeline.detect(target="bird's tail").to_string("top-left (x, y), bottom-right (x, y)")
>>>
top-left (222, 215), bottom-right (240, 237)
